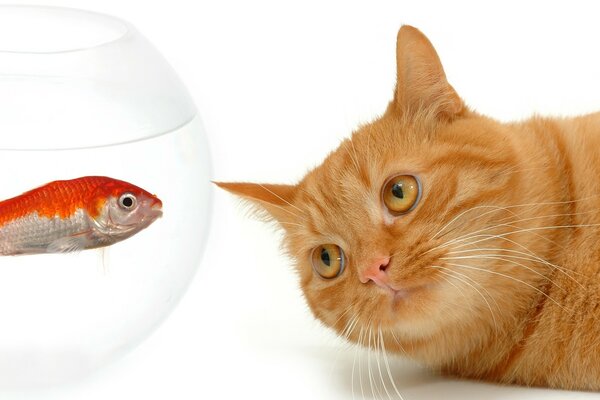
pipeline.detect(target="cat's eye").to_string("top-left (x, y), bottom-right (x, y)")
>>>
top-left (311, 244), bottom-right (346, 279)
top-left (382, 174), bottom-right (421, 215)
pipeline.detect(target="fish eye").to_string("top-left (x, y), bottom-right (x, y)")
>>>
top-left (118, 193), bottom-right (137, 210)
top-left (382, 174), bottom-right (421, 215)
top-left (311, 244), bottom-right (346, 279)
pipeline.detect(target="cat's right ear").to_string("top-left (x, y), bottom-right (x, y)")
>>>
top-left (214, 181), bottom-right (299, 225)
top-left (388, 25), bottom-right (465, 121)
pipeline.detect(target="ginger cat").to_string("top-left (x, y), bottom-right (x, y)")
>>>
top-left (217, 25), bottom-right (600, 390)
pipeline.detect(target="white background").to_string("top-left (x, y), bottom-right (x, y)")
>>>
top-left (4, 0), bottom-right (600, 399)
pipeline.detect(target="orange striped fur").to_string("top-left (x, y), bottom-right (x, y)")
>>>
top-left (217, 26), bottom-right (600, 390)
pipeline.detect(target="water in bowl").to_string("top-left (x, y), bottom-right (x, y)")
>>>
top-left (0, 6), bottom-right (212, 387)
top-left (0, 117), bottom-right (210, 387)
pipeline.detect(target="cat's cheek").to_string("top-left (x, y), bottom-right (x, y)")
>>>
top-left (300, 286), bottom-right (339, 328)
top-left (300, 278), bottom-right (357, 330)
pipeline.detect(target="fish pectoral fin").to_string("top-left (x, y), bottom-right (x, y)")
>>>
top-left (46, 236), bottom-right (88, 254)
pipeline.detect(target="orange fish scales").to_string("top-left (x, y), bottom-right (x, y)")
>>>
top-left (0, 178), bottom-right (96, 227)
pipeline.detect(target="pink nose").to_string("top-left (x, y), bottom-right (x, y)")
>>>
top-left (359, 256), bottom-right (391, 287)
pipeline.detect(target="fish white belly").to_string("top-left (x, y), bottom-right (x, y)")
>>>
top-left (0, 209), bottom-right (91, 255)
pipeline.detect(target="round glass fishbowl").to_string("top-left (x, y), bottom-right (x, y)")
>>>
top-left (0, 6), bottom-right (211, 387)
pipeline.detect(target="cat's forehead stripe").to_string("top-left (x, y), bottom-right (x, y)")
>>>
top-left (339, 139), bottom-right (372, 188)
top-left (298, 175), bottom-right (382, 241)
top-left (304, 181), bottom-right (356, 235)
top-left (300, 191), bottom-right (331, 235)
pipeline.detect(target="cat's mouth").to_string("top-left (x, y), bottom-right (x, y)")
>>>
top-left (393, 284), bottom-right (430, 301)
top-left (372, 280), bottom-right (432, 303)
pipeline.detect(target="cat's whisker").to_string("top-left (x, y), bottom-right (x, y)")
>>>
top-left (444, 247), bottom-right (585, 289)
top-left (448, 223), bottom-right (600, 253)
top-left (458, 234), bottom-right (585, 277)
top-left (430, 197), bottom-right (600, 252)
top-left (432, 199), bottom-right (568, 243)
top-left (441, 254), bottom-right (565, 291)
top-left (333, 304), bottom-right (356, 333)
top-left (351, 341), bottom-right (358, 400)
top-left (351, 325), bottom-right (362, 400)
top-left (342, 314), bottom-right (355, 339)
top-left (437, 217), bottom-right (550, 252)
top-left (452, 237), bottom-right (587, 291)
top-left (358, 328), bottom-right (368, 399)
top-left (379, 328), bottom-right (405, 400)
top-left (362, 320), bottom-right (375, 398)
top-left (387, 329), bottom-right (407, 358)
top-left (355, 326), bottom-right (365, 400)
top-left (342, 314), bottom-right (364, 399)
top-left (432, 204), bottom-right (514, 240)
top-left (495, 223), bottom-right (564, 251)
top-left (432, 274), bottom-right (476, 315)
top-left (356, 323), bottom-right (366, 400)
top-left (458, 204), bottom-right (600, 242)
top-left (365, 326), bottom-right (375, 398)
top-left (366, 324), bottom-right (378, 400)
top-left (351, 317), bottom-right (362, 341)
top-left (492, 195), bottom-right (600, 210)
top-left (445, 208), bottom-right (600, 249)
top-left (374, 325), bottom-right (393, 400)
top-left (333, 311), bottom-right (357, 364)
top-left (435, 222), bottom-right (600, 258)
top-left (431, 266), bottom-right (499, 331)
top-left (344, 314), bottom-right (361, 342)
top-left (456, 220), bottom-right (564, 252)
top-left (373, 329), bottom-right (384, 400)
top-left (493, 208), bottom-right (600, 227)
top-left (333, 309), bottom-right (360, 395)
top-left (445, 262), bottom-right (571, 312)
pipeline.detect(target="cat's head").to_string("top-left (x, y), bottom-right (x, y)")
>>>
top-left (218, 26), bottom-right (549, 361)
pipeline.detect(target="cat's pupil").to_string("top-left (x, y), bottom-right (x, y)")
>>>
top-left (392, 183), bottom-right (404, 199)
top-left (321, 248), bottom-right (331, 266)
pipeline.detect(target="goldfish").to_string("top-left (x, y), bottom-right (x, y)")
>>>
top-left (0, 176), bottom-right (162, 255)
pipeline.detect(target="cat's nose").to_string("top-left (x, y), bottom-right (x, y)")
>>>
top-left (359, 256), bottom-right (391, 286)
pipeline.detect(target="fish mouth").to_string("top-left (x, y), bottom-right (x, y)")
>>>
top-left (151, 196), bottom-right (163, 209)
top-left (150, 203), bottom-right (163, 218)
top-left (118, 203), bottom-right (162, 230)
top-left (151, 210), bottom-right (163, 220)
top-left (140, 203), bottom-right (162, 224)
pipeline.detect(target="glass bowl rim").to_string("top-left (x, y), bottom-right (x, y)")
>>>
top-left (0, 5), bottom-right (132, 55)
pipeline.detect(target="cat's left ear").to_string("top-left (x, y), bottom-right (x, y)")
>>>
top-left (389, 25), bottom-right (465, 121)
top-left (215, 181), bottom-right (299, 225)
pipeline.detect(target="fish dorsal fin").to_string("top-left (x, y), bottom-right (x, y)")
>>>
top-left (46, 236), bottom-right (88, 254)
